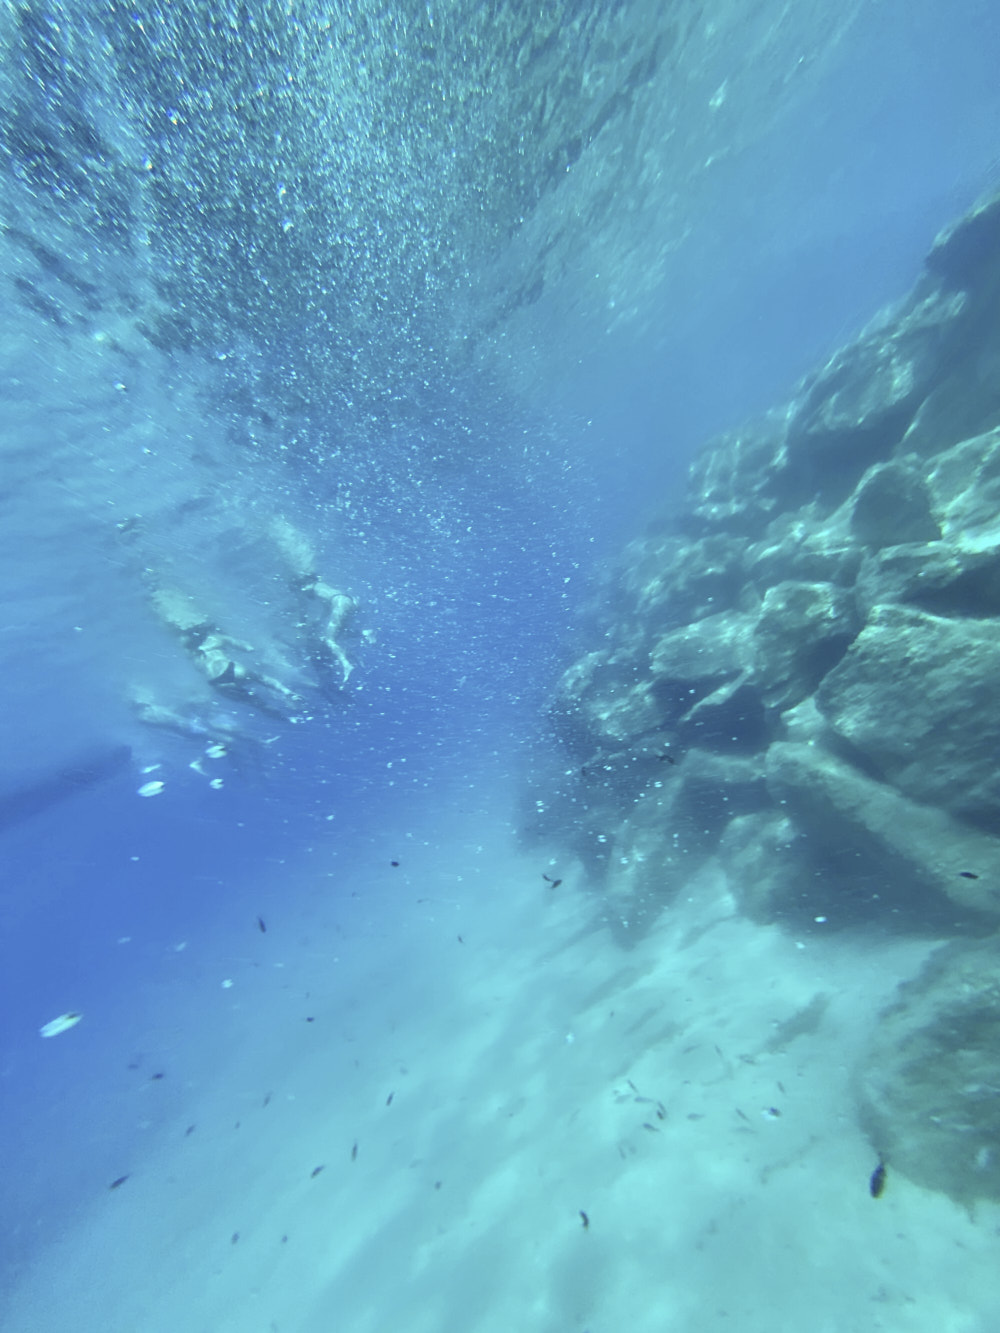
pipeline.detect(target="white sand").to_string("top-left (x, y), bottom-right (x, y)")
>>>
top-left (4, 820), bottom-right (999, 1333)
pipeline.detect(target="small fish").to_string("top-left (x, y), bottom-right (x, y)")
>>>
top-left (185, 1124), bottom-right (196, 1137)
top-left (457, 935), bottom-right (464, 944)
top-left (735, 1107), bottom-right (750, 1122)
top-left (40, 1012), bottom-right (82, 1039)
top-left (656, 753), bottom-right (677, 765)
top-left (542, 873), bottom-right (562, 888)
top-left (257, 916), bottom-right (267, 932)
top-left (390, 860), bottom-right (400, 867)
top-left (959, 871), bottom-right (980, 880)
top-left (231, 1231), bottom-right (239, 1244)
top-left (310, 1165), bottom-right (325, 1179)
top-left (386, 1092), bottom-right (394, 1106)
top-left (642, 1122), bottom-right (660, 1133)
top-left (109, 1175), bottom-right (129, 1190)
top-left (869, 1161), bottom-right (887, 1198)
top-left (579, 1210), bottom-right (589, 1230)
top-left (351, 1142), bottom-right (358, 1161)
top-left (151, 1072), bottom-right (164, 1081)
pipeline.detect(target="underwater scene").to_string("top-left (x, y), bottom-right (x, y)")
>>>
top-left (2, 1), bottom-right (1000, 1329)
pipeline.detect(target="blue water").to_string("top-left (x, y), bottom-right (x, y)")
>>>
top-left (2, 1), bottom-right (999, 1329)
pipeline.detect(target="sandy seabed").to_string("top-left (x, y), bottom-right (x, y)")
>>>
top-left (4, 819), bottom-right (998, 1333)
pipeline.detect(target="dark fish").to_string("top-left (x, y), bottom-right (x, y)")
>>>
top-left (151, 1072), bottom-right (164, 1081)
top-left (262, 1093), bottom-right (272, 1107)
top-left (457, 935), bottom-right (464, 944)
top-left (386, 1092), bottom-right (394, 1106)
top-left (311, 1165), bottom-right (325, 1178)
top-left (231, 1231), bottom-right (240, 1244)
top-left (869, 1161), bottom-right (887, 1198)
top-left (390, 860), bottom-right (400, 867)
top-left (642, 1122), bottom-right (660, 1133)
top-left (185, 1124), bottom-right (196, 1136)
top-left (735, 1107), bottom-right (750, 1122)
top-left (579, 1210), bottom-right (590, 1229)
top-left (656, 753), bottom-right (677, 765)
top-left (257, 916), bottom-right (267, 932)
top-left (542, 873), bottom-right (562, 887)
top-left (109, 1175), bottom-right (129, 1190)
top-left (959, 871), bottom-right (980, 880)
top-left (351, 1141), bottom-right (358, 1161)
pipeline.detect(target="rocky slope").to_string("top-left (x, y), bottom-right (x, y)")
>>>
top-left (525, 188), bottom-right (1000, 1206)
top-left (528, 189), bottom-right (1000, 937)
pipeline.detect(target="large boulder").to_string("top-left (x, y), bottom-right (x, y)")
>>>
top-left (815, 605), bottom-right (1000, 826)
top-left (649, 609), bottom-right (751, 693)
top-left (686, 410), bottom-right (791, 536)
top-left (647, 610), bottom-right (764, 747)
top-left (779, 287), bottom-right (969, 504)
top-left (744, 504), bottom-right (862, 590)
top-left (925, 188), bottom-right (1000, 290)
top-left (617, 532), bottom-right (746, 628)
top-left (856, 938), bottom-right (1000, 1205)
top-left (927, 425), bottom-right (1000, 534)
top-left (848, 459), bottom-right (941, 548)
top-left (751, 580), bottom-right (859, 711)
top-left (855, 537), bottom-right (1000, 619)
top-left (548, 647), bottom-right (659, 752)
top-left (765, 741), bottom-right (1000, 921)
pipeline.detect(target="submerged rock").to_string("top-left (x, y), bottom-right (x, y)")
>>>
top-left (848, 459), bottom-right (941, 548)
top-left (531, 187), bottom-right (1000, 938)
top-left (816, 606), bottom-right (1000, 826)
top-left (778, 287), bottom-right (969, 506)
top-left (765, 742), bottom-right (1000, 921)
top-left (751, 580), bottom-right (858, 712)
top-left (857, 938), bottom-right (1000, 1206)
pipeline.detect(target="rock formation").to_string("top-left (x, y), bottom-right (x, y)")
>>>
top-left (527, 187), bottom-right (1000, 934)
top-left (524, 187), bottom-right (1000, 1207)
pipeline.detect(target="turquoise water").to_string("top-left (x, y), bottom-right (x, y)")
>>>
top-left (2, 3), bottom-right (1000, 1329)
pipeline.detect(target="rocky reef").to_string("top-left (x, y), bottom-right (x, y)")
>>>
top-left (528, 187), bottom-right (1000, 936)
top-left (525, 187), bottom-right (1000, 1206)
